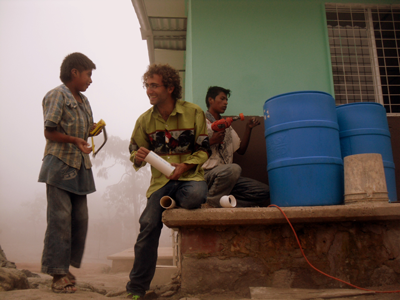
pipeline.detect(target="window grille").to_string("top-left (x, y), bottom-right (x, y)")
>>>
top-left (325, 4), bottom-right (400, 114)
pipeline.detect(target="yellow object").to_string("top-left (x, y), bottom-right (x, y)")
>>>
top-left (91, 137), bottom-right (95, 153)
top-left (90, 119), bottom-right (106, 155)
top-left (90, 119), bottom-right (106, 136)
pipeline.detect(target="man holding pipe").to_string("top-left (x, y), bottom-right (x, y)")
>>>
top-left (203, 86), bottom-right (270, 208)
top-left (126, 64), bottom-right (210, 299)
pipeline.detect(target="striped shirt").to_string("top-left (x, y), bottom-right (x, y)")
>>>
top-left (42, 84), bottom-right (93, 169)
top-left (129, 99), bottom-right (210, 197)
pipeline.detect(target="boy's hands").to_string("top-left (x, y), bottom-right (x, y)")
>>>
top-left (45, 128), bottom-right (92, 154)
top-left (74, 138), bottom-right (92, 154)
top-left (89, 122), bottom-right (102, 136)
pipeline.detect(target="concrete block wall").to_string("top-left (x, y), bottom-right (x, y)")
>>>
top-left (178, 221), bottom-right (400, 296)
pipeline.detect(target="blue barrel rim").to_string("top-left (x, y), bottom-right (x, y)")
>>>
top-left (336, 102), bottom-right (384, 110)
top-left (264, 90), bottom-right (333, 104)
top-left (267, 156), bottom-right (343, 171)
top-left (265, 120), bottom-right (339, 136)
top-left (339, 128), bottom-right (391, 138)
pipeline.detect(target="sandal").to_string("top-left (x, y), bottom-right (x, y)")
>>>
top-left (51, 275), bottom-right (77, 293)
top-left (67, 271), bottom-right (76, 285)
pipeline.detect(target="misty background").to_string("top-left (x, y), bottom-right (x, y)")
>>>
top-left (0, 0), bottom-right (173, 265)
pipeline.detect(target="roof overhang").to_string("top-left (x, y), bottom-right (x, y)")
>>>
top-left (130, 0), bottom-right (186, 71)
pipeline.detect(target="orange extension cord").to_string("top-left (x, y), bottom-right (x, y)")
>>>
top-left (268, 204), bottom-right (400, 294)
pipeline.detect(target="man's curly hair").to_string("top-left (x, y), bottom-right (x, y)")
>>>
top-left (143, 64), bottom-right (182, 100)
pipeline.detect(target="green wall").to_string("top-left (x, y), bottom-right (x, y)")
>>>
top-left (185, 0), bottom-right (398, 115)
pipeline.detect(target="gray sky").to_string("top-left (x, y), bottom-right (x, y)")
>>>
top-left (0, 0), bottom-right (151, 217)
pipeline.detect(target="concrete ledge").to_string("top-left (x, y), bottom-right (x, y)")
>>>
top-left (107, 247), bottom-right (173, 262)
top-left (107, 247), bottom-right (173, 273)
top-left (162, 203), bottom-right (400, 227)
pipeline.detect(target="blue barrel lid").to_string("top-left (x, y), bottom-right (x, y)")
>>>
top-left (336, 102), bottom-right (384, 110)
top-left (265, 90), bottom-right (333, 104)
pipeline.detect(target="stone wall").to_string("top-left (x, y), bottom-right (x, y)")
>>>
top-left (178, 221), bottom-right (400, 296)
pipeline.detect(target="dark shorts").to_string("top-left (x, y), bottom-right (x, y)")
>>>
top-left (38, 154), bottom-right (95, 195)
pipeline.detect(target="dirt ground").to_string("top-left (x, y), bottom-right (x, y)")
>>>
top-left (0, 262), bottom-right (242, 300)
top-left (0, 262), bottom-right (400, 300)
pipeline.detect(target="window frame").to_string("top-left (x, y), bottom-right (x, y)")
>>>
top-left (325, 3), bottom-right (400, 116)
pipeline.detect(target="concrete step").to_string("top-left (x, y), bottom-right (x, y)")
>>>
top-left (107, 247), bottom-right (174, 273)
top-left (249, 287), bottom-right (375, 299)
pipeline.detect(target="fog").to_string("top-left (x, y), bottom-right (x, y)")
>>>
top-left (0, 0), bottom-right (172, 265)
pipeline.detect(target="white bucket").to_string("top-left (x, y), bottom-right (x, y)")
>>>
top-left (344, 153), bottom-right (389, 204)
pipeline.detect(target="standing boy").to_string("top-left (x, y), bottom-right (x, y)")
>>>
top-left (203, 86), bottom-right (270, 207)
top-left (126, 64), bottom-right (210, 299)
top-left (38, 52), bottom-right (98, 293)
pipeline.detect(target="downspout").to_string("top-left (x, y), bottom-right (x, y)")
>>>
top-left (131, 0), bottom-right (155, 64)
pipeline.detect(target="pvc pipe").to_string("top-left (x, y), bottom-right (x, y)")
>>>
top-left (144, 151), bottom-right (175, 177)
top-left (220, 195), bottom-right (237, 208)
top-left (160, 196), bottom-right (177, 209)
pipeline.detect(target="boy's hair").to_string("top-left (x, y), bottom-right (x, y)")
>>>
top-left (60, 52), bottom-right (96, 84)
top-left (205, 86), bottom-right (231, 108)
top-left (143, 64), bottom-right (182, 100)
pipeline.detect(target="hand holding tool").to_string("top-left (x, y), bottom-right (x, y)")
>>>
top-left (89, 119), bottom-right (107, 157)
top-left (211, 113), bottom-right (245, 132)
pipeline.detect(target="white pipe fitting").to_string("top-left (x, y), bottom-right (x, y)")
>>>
top-left (220, 195), bottom-right (237, 208)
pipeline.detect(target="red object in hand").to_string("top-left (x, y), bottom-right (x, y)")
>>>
top-left (211, 118), bottom-right (233, 132)
top-left (211, 113), bottom-right (245, 132)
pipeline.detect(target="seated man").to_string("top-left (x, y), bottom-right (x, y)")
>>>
top-left (126, 64), bottom-right (210, 299)
top-left (203, 86), bottom-right (270, 208)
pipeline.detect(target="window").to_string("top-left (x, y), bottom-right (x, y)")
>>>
top-left (325, 4), bottom-right (400, 114)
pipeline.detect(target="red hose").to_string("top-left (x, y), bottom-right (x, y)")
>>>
top-left (268, 204), bottom-right (400, 294)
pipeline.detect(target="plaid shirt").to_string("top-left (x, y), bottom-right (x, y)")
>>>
top-left (129, 99), bottom-right (210, 197)
top-left (42, 84), bottom-right (93, 169)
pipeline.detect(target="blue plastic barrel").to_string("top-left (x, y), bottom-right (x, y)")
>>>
top-left (263, 91), bottom-right (344, 207)
top-left (336, 102), bottom-right (397, 202)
